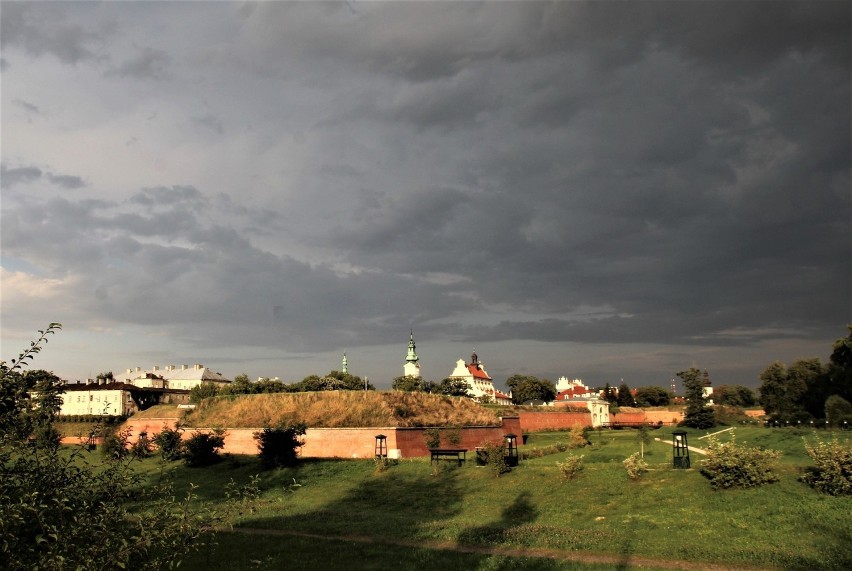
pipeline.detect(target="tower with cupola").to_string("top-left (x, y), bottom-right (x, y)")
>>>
top-left (403, 331), bottom-right (421, 378)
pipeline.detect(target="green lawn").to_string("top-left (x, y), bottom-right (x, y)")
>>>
top-left (126, 427), bottom-right (850, 570)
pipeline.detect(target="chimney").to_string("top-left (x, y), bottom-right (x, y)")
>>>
top-left (153, 365), bottom-right (159, 371)
top-left (126, 368), bottom-right (132, 374)
top-left (136, 367), bottom-right (141, 372)
top-left (195, 364), bottom-right (203, 371)
top-left (182, 364), bottom-right (189, 370)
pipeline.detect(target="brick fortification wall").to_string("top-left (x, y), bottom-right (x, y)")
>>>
top-left (119, 416), bottom-right (522, 459)
top-left (517, 411), bottom-right (592, 432)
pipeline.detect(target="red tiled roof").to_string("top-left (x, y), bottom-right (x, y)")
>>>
top-left (467, 364), bottom-right (492, 380)
top-left (494, 390), bottom-right (510, 399)
top-left (556, 387), bottom-right (593, 400)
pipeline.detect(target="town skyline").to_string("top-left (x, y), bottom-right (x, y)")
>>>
top-left (2, 2), bottom-right (849, 391)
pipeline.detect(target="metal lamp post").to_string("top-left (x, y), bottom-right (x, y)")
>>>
top-left (673, 430), bottom-right (690, 469)
top-left (504, 433), bottom-right (519, 467)
top-left (374, 434), bottom-right (387, 459)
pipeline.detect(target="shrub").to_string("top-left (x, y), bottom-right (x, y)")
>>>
top-left (444, 425), bottom-right (462, 445)
top-left (153, 424), bottom-right (185, 461)
top-left (481, 442), bottom-right (510, 477)
top-left (102, 427), bottom-right (131, 460)
top-left (183, 429), bottom-right (226, 467)
top-left (556, 454), bottom-right (584, 480)
top-left (424, 428), bottom-right (441, 449)
top-left (699, 436), bottom-right (781, 489)
top-left (253, 422), bottom-right (306, 468)
top-left (801, 434), bottom-right (852, 496)
top-left (130, 430), bottom-right (153, 459)
top-left (568, 424), bottom-right (589, 449)
top-left (623, 452), bottom-right (649, 480)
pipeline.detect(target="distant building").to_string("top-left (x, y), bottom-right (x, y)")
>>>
top-left (113, 364), bottom-right (230, 391)
top-left (554, 376), bottom-right (595, 400)
top-left (552, 396), bottom-right (611, 427)
top-left (448, 351), bottom-right (498, 401)
top-left (403, 332), bottom-right (421, 378)
top-left (341, 353), bottom-right (349, 375)
top-left (58, 380), bottom-right (190, 416)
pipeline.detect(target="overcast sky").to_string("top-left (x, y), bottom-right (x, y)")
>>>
top-left (1, 1), bottom-right (849, 391)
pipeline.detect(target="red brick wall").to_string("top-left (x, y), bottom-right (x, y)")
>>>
top-left (118, 418), bottom-right (521, 459)
top-left (643, 410), bottom-right (684, 425)
top-left (611, 411), bottom-right (646, 424)
top-left (517, 411), bottom-right (593, 431)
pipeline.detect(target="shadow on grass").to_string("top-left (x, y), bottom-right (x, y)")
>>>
top-left (238, 460), bottom-right (468, 539)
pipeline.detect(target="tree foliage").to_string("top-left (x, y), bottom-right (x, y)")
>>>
top-left (0, 324), bottom-right (225, 569)
top-left (254, 422), bottom-right (307, 468)
top-left (436, 377), bottom-right (472, 397)
top-left (713, 384), bottom-right (757, 408)
top-left (633, 386), bottom-right (672, 407)
top-left (392, 375), bottom-right (426, 392)
top-left (678, 367), bottom-right (715, 429)
top-left (616, 382), bottom-right (635, 407)
top-left (509, 376), bottom-right (556, 404)
top-left (189, 381), bottom-right (221, 403)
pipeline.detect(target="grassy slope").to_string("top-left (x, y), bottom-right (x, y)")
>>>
top-left (183, 391), bottom-right (500, 428)
top-left (131, 427), bottom-right (851, 570)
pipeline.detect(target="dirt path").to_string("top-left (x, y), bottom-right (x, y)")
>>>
top-left (221, 526), bottom-right (776, 571)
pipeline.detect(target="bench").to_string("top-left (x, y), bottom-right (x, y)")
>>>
top-left (429, 448), bottom-right (467, 466)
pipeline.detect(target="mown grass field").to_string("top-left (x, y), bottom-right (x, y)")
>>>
top-left (120, 426), bottom-right (852, 570)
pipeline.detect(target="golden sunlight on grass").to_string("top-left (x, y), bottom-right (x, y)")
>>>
top-left (184, 391), bottom-right (501, 428)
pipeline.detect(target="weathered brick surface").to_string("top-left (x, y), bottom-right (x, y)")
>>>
top-left (517, 411), bottom-right (592, 431)
top-left (117, 417), bottom-right (522, 459)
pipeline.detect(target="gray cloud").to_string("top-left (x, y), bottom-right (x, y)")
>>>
top-left (1, 1), bottom-right (848, 387)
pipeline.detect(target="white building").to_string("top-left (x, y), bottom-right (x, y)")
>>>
top-left (448, 351), bottom-right (498, 401)
top-left (58, 380), bottom-right (191, 416)
top-left (113, 364), bottom-right (230, 391)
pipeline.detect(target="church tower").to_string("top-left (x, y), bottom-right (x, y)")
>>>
top-left (403, 331), bottom-right (421, 378)
top-left (341, 352), bottom-right (348, 375)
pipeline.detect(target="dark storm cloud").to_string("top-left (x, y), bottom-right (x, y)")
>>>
top-left (1, 164), bottom-right (86, 190)
top-left (1, 1), bottom-right (848, 385)
top-left (105, 46), bottom-right (171, 80)
top-left (46, 173), bottom-right (85, 189)
top-left (1, 165), bottom-right (42, 187)
top-left (0, 2), bottom-right (104, 64)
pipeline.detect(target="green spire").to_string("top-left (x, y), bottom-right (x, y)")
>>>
top-left (406, 331), bottom-right (419, 364)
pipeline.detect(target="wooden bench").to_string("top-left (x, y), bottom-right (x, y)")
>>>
top-left (429, 448), bottom-right (466, 466)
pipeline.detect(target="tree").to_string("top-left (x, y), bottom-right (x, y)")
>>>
top-left (511, 377), bottom-right (556, 404)
top-left (824, 395), bottom-right (852, 426)
top-left (678, 367), bottom-right (715, 429)
top-left (189, 382), bottom-right (221, 403)
top-left (758, 361), bottom-right (811, 421)
top-left (602, 382), bottom-right (617, 404)
top-left (0, 324), bottom-right (225, 569)
top-left (616, 382), bottom-right (635, 407)
top-left (392, 375), bottom-right (425, 392)
top-left (634, 386), bottom-right (671, 407)
top-left (436, 378), bottom-right (471, 397)
top-left (221, 373), bottom-right (255, 395)
top-left (826, 326), bottom-right (852, 402)
top-left (714, 385), bottom-right (757, 408)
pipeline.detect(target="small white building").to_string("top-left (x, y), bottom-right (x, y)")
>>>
top-left (553, 396), bottom-right (611, 428)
